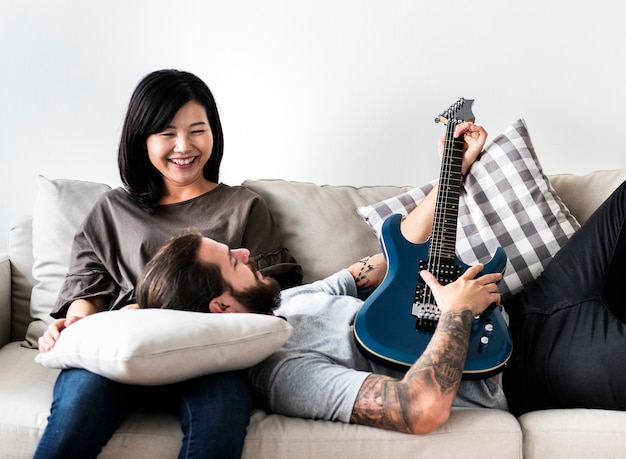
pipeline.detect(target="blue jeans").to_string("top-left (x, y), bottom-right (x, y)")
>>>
top-left (504, 180), bottom-right (626, 415)
top-left (35, 368), bottom-right (253, 459)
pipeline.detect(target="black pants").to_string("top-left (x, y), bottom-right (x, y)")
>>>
top-left (504, 180), bottom-right (626, 415)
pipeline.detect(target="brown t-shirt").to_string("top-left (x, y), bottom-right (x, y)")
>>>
top-left (52, 184), bottom-right (301, 318)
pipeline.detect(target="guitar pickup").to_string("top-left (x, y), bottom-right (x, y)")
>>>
top-left (413, 260), bottom-right (463, 331)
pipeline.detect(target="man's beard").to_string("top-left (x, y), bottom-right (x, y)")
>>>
top-left (231, 260), bottom-right (282, 314)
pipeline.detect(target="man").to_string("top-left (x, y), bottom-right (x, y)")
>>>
top-left (136, 122), bottom-right (508, 434)
top-left (138, 124), bottom-right (626, 428)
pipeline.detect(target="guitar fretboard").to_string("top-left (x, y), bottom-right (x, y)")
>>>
top-left (428, 119), bottom-right (464, 266)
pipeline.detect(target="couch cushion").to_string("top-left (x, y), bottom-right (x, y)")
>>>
top-left (519, 408), bottom-right (626, 459)
top-left (242, 180), bottom-right (413, 284)
top-left (549, 169), bottom-right (626, 224)
top-left (357, 119), bottom-right (580, 299)
top-left (35, 309), bottom-right (293, 385)
top-left (244, 407), bottom-right (521, 459)
top-left (0, 341), bottom-right (184, 458)
top-left (0, 255), bottom-right (9, 346)
top-left (1, 342), bottom-right (522, 459)
top-left (25, 176), bottom-right (111, 348)
top-left (8, 214), bottom-right (35, 342)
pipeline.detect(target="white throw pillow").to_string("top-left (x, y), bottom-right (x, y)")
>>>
top-left (26, 176), bottom-right (111, 347)
top-left (35, 309), bottom-right (293, 385)
top-left (357, 119), bottom-right (580, 299)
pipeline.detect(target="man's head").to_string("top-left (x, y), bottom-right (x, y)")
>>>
top-left (136, 231), bottom-right (281, 314)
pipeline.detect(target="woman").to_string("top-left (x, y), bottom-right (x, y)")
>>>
top-left (35, 69), bottom-right (301, 459)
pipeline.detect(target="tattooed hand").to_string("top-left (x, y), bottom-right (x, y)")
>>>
top-left (420, 263), bottom-right (502, 317)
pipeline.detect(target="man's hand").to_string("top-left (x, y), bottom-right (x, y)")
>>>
top-left (420, 263), bottom-right (502, 317)
top-left (438, 122), bottom-right (488, 175)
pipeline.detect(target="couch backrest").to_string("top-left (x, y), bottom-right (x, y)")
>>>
top-left (8, 215), bottom-right (34, 342)
top-left (549, 170), bottom-right (626, 223)
top-left (6, 170), bottom-right (626, 343)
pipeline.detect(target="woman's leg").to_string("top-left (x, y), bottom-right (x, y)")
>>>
top-left (35, 369), bottom-right (136, 459)
top-left (171, 370), bottom-right (254, 459)
top-left (505, 181), bottom-right (626, 414)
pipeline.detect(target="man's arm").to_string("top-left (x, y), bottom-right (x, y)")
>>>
top-left (350, 309), bottom-right (472, 433)
top-left (401, 122), bottom-right (487, 245)
top-left (348, 123), bottom-right (495, 434)
top-left (350, 264), bottom-right (502, 434)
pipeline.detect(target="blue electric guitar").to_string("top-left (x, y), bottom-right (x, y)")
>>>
top-left (353, 98), bottom-right (512, 379)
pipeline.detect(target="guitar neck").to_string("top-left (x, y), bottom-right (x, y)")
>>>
top-left (429, 120), bottom-right (464, 263)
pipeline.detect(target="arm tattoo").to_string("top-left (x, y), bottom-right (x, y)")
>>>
top-left (352, 256), bottom-right (376, 287)
top-left (414, 311), bottom-right (472, 393)
top-left (350, 310), bottom-right (472, 432)
top-left (349, 255), bottom-right (386, 300)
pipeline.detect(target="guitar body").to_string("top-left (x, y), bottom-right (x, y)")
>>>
top-left (353, 213), bottom-right (511, 379)
top-left (353, 98), bottom-right (512, 379)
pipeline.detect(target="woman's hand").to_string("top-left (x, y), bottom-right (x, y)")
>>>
top-left (38, 316), bottom-right (81, 352)
top-left (38, 296), bottom-right (106, 352)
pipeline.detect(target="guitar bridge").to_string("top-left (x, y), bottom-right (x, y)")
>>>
top-left (413, 260), bottom-right (463, 331)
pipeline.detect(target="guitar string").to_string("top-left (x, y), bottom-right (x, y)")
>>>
top-left (424, 118), bottom-right (459, 310)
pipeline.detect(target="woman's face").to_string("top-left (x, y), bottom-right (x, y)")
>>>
top-left (146, 100), bottom-right (214, 192)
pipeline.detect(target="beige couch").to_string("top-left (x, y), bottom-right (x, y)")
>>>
top-left (1, 169), bottom-right (625, 459)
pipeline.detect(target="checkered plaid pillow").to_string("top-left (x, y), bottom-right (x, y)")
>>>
top-left (357, 119), bottom-right (580, 299)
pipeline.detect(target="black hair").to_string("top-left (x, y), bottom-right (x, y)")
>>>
top-left (118, 69), bottom-right (224, 213)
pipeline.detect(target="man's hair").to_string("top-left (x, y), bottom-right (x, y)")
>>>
top-left (118, 69), bottom-right (224, 213)
top-left (136, 231), bottom-right (281, 314)
top-left (136, 232), bottom-right (226, 312)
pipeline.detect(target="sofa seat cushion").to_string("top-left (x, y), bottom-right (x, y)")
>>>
top-left (1, 341), bottom-right (522, 459)
top-left (244, 408), bottom-right (522, 459)
top-left (519, 409), bottom-right (626, 459)
top-left (0, 342), bottom-right (184, 458)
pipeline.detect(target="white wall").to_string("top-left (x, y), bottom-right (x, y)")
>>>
top-left (1, 0), bottom-right (625, 252)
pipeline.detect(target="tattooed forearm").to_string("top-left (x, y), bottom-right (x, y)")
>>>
top-left (350, 309), bottom-right (473, 433)
top-left (351, 256), bottom-right (376, 286)
top-left (411, 310), bottom-right (473, 394)
top-left (348, 253), bottom-right (386, 289)
top-left (351, 375), bottom-right (414, 433)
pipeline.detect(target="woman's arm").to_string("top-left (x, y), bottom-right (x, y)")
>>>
top-left (38, 296), bottom-right (106, 352)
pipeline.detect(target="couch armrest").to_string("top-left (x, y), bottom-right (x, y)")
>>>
top-left (0, 253), bottom-right (10, 347)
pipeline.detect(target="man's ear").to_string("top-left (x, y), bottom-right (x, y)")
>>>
top-left (209, 296), bottom-right (229, 314)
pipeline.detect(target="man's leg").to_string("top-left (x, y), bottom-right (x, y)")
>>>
top-left (34, 369), bottom-right (135, 459)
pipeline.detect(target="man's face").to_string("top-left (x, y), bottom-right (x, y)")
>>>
top-left (198, 238), bottom-right (260, 291)
top-left (197, 237), bottom-right (280, 314)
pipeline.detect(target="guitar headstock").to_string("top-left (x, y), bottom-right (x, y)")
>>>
top-left (435, 98), bottom-right (475, 125)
